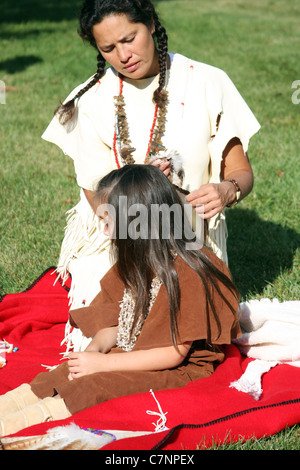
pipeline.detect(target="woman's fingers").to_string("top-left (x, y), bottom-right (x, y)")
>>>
top-left (150, 158), bottom-right (171, 176)
top-left (186, 183), bottom-right (229, 218)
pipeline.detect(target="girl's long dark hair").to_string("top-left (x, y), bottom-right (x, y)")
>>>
top-left (56, 0), bottom-right (168, 124)
top-left (95, 165), bottom-right (240, 347)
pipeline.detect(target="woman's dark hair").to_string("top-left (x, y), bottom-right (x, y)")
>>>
top-left (95, 165), bottom-right (240, 347)
top-left (56, 0), bottom-right (168, 124)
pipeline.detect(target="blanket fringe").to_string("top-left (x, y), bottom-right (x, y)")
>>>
top-left (146, 389), bottom-right (169, 432)
top-left (229, 360), bottom-right (278, 400)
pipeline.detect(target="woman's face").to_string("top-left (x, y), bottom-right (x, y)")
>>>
top-left (92, 13), bottom-right (159, 79)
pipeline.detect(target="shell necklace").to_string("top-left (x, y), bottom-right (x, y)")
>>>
top-left (116, 275), bottom-right (162, 352)
top-left (113, 75), bottom-right (169, 168)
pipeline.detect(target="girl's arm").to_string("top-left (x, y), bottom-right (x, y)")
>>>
top-left (84, 327), bottom-right (118, 354)
top-left (68, 341), bottom-right (192, 379)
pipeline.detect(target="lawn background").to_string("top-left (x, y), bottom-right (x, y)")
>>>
top-left (0, 0), bottom-right (299, 449)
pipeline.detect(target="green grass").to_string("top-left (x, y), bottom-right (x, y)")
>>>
top-left (0, 0), bottom-right (299, 449)
top-left (205, 425), bottom-right (300, 450)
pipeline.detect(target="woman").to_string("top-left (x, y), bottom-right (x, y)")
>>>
top-left (42, 0), bottom-right (259, 350)
top-left (0, 165), bottom-right (241, 437)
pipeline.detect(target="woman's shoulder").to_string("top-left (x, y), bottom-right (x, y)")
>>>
top-left (171, 52), bottom-right (230, 82)
top-left (64, 66), bottom-right (118, 107)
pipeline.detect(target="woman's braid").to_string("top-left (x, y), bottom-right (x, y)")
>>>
top-left (152, 11), bottom-right (168, 107)
top-left (55, 53), bottom-right (106, 125)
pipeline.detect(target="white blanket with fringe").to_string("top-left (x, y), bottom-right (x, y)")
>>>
top-left (230, 298), bottom-right (300, 400)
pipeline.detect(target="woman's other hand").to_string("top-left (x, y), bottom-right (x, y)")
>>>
top-left (150, 158), bottom-right (171, 177)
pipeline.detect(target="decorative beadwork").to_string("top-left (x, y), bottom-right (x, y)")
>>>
top-left (116, 276), bottom-right (163, 351)
top-left (113, 75), bottom-right (169, 168)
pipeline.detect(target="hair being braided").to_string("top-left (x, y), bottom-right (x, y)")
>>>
top-left (55, 0), bottom-right (168, 125)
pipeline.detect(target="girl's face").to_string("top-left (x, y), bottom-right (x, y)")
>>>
top-left (97, 203), bottom-right (115, 239)
top-left (92, 13), bottom-right (159, 79)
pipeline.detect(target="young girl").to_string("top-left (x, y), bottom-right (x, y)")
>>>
top-left (0, 165), bottom-right (241, 437)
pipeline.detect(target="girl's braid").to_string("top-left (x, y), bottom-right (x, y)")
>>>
top-left (55, 53), bottom-right (106, 125)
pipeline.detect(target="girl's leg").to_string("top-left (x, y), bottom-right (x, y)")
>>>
top-left (0, 362), bottom-right (71, 436)
top-left (55, 368), bottom-right (190, 415)
top-left (30, 360), bottom-right (70, 399)
top-left (0, 384), bottom-right (39, 417)
top-left (0, 396), bottom-right (71, 437)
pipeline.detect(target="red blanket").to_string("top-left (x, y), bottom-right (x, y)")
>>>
top-left (1, 268), bottom-right (300, 450)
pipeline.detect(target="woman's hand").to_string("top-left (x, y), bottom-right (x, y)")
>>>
top-left (186, 138), bottom-right (254, 219)
top-left (150, 158), bottom-right (171, 177)
top-left (186, 181), bottom-right (236, 219)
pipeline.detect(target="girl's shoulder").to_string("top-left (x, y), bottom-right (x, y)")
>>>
top-left (99, 263), bottom-right (125, 301)
top-left (175, 247), bottom-right (229, 281)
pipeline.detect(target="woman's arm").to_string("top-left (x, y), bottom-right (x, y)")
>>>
top-left (186, 137), bottom-right (254, 219)
top-left (67, 341), bottom-right (192, 379)
top-left (221, 137), bottom-right (254, 202)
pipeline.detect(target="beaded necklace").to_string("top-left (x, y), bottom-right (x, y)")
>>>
top-left (116, 275), bottom-right (163, 351)
top-left (113, 75), bottom-right (169, 168)
top-left (116, 252), bottom-right (177, 352)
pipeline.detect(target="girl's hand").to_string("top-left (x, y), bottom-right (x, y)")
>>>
top-left (67, 351), bottom-right (107, 379)
top-left (67, 342), bottom-right (192, 380)
top-left (84, 327), bottom-right (118, 354)
top-left (186, 181), bottom-right (236, 219)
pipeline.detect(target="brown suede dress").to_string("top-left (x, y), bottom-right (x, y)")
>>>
top-left (30, 250), bottom-right (241, 415)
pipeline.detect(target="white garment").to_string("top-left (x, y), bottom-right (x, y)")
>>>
top-left (230, 298), bottom-right (300, 399)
